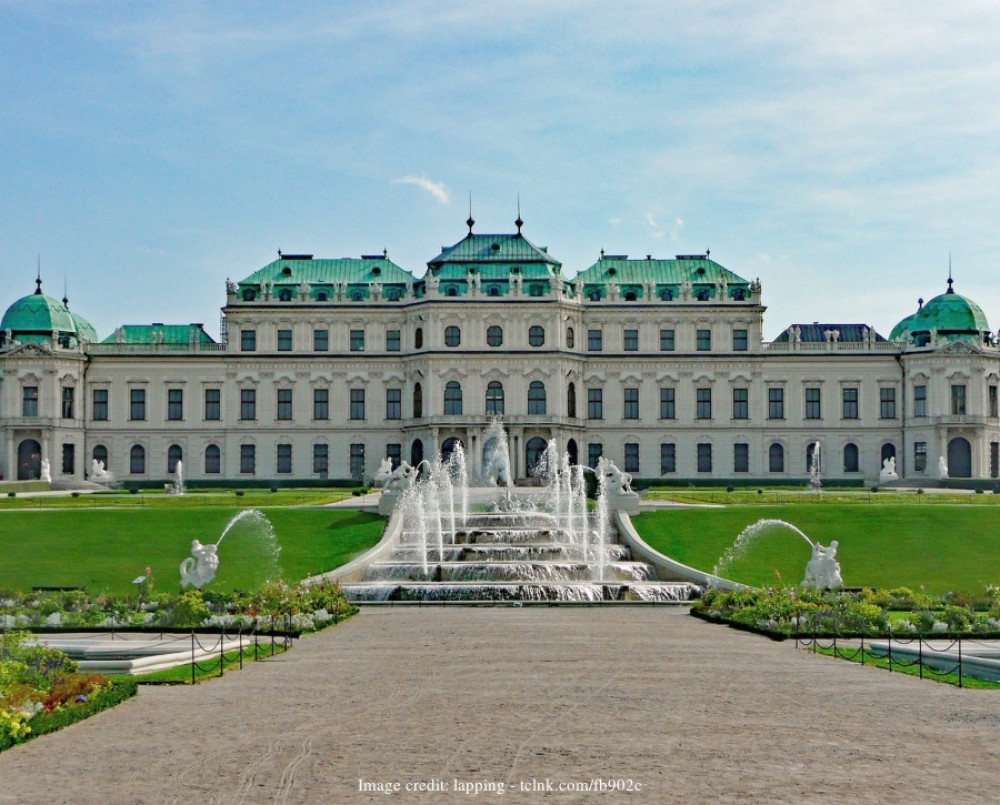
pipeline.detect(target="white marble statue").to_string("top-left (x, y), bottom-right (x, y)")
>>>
top-left (40, 458), bottom-right (51, 483)
top-left (938, 455), bottom-right (949, 480)
top-left (179, 539), bottom-right (219, 589)
top-left (879, 456), bottom-right (898, 483)
top-left (375, 458), bottom-right (417, 491)
top-left (603, 461), bottom-right (633, 495)
top-left (90, 458), bottom-right (112, 481)
top-left (802, 541), bottom-right (843, 590)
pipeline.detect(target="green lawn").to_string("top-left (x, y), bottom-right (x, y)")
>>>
top-left (633, 505), bottom-right (1000, 594)
top-left (0, 507), bottom-right (384, 594)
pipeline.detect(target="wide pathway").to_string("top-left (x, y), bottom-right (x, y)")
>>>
top-left (1, 607), bottom-right (999, 804)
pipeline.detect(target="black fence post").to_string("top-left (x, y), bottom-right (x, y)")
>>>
top-left (919, 638), bottom-right (923, 680)
top-left (190, 632), bottom-right (196, 685)
top-left (958, 638), bottom-right (963, 689)
top-left (887, 636), bottom-right (892, 673)
top-left (219, 631), bottom-right (224, 677)
top-left (239, 627), bottom-right (243, 670)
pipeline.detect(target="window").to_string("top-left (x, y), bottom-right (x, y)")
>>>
top-left (205, 444), bottom-right (220, 474)
top-left (993, 442), bottom-right (999, 479)
top-left (624, 443), bottom-right (639, 473)
top-left (805, 388), bottom-right (821, 420)
top-left (623, 388), bottom-right (639, 419)
top-left (92, 445), bottom-right (108, 472)
top-left (914, 385), bottom-right (927, 417)
top-left (240, 389), bottom-right (256, 420)
top-left (386, 443), bottom-right (401, 471)
top-left (350, 388), bottom-right (365, 420)
top-left (92, 389), bottom-right (108, 421)
top-left (732, 388), bottom-right (748, 419)
top-left (386, 388), bottom-right (401, 420)
top-left (130, 389), bottom-right (146, 421)
top-left (734, 443), bottom-right (749, 473)
top-left (240, 444), bottom-right (255, 474)
top-left (167, 389), bottom-right (183, 421)
top-left (313, 330), bottom-right (328, 351)
top-left (414, 327), bottom-right (423, 349)
top-left (386, 330), bottom-right (400, 352)
top-left (769, 443), bottom-right (784, 473)
top-left (277, 329), bottom-right (292, 351)
top-left (566, 327), bottom-right (575, 349)
top-left (528, 326), bottom-right (545, 347)
top-left (660, 288), bottom-right (673, 301)
top-left (241, 329), bottom-right (256, 351)
top-left (951, 384), bottom-right (967, 415)
top-left (277, 444), bottom-right (292, 474)
top-left (277, 389), bottom-right (292, 420)
top-left (587, 388), bottom-right (603, 419)
top-left (660, 388), bottom-right (675, 420)
top-left (413, 383), bottom-right (423, 418)
top-left (588, 443), bottom-right (602, 469)
top-left (130, 445), bottom-right (145, 474)
top-left (278, 288), bottom-right (292, 301)
top-left (62, 443), bottom-right (75, 475)
top-left (486, 381), bottom-right (504, 415)
top-left (697, 329), bottom-right (711, 351)
top-left (567, 382), bottom-right (576, 418)
top-left (204, 389), bottom-right (221, 421)
top-left (167, 444), bottom-right (182, 474)
top-left (487, 326), bottom-right (503, 347)
top-left (660, 443), bottom-right (676, 474)
top-left (733, 329), bottom-right (748, 351)
top-left (844, 443), bottom-right (859, 473)
top-left (445, 326), bottom-right (461, 347)
top-left (22, 386), bottom-right (38, 417)
top-left (61, 387), bottom-right (74, 419)
top-left (660, 329), bottom-right (675, 351)
top-left (588, 329), bottom-right (602, 351)
top-left (313, 444), bottom-right (329, 475)
top-left (527, 381), bottom-right (546, 415)
top-left (768, 388), bottom-right (784, 419)
top-left (350, 329), bottom-right (365, 352)
top-left (444, 381), bottom-right (462, 415)
top-left (696, 388), bottom-right (712, 419)
top-left (992, 386), bottom-right (999, 418)
top-left (881, 387), bottom-right (898, 419)
top-left (350, 444), bottom-right (365, 481)
top-left (313, 388), bottom-right (329, 420)
top-left (842, 388), bottom-right (859, 419)
top-left (624, 329), bottom-right (638, 351)
top-left (909, 441), bottom-right (926, 473)
top-left (697, 443), bottom-right (712, 473)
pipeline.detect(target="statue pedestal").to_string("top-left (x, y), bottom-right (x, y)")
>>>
top-left (378, 490), bottom-right (401, 516)
top-left (606, 492), bottom-right (640, 515)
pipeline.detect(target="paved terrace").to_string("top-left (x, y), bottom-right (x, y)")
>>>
top-left (1, 607), bottom-right (998, 804)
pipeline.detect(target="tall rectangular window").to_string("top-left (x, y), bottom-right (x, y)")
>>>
top-left (313, 329), bottom-right (329, 351)
top-left (276, 443), bottom-right (292, 474)
top-left (129, 389), bottom-right (146, 421)
top-left (313, 443), bottom-right (329, 475)
top-left (734, 443), bottom-right (749, 473)
top-left (386, 388), bottom-right (401, 420)
top-left (240, 444), bottom-right (255, 474)
top-left (624, 443), bottom-right (639, 473)
top-left (350, 388), bottom-right (365, 420)
top-left (842, 388), bottom-right (859, 419)
top-left (805, 387), bottom-right (821, 420)
top-left (588, 329), bottom-right (603, 351)
top-left (768, 388), bottom-right (784, 419)
top-left (660, 388), bottom-right (676, 419)
top-left (993, 442), bottom-right (1000, 479)
top-left (277, 329), bottom-right (292, 351)
top-left (587, 443), bottom-right (602, 469)
top-left (587, 388), bottom-right (603, 419)
top-left (277, 389), bottom-right (293, 420)
top-left (61, 387), bottom-right (74, 419)
top-left (205, 445), bottom-right (221, 474)
top-left (386, 330), bottom-right (401, 352)
top-left (732, 388), bottom-right (748, 419)
top-left (660, 443), bottom-right (676, 474)
top-left (204, 388), bottom-right (221, 421)
top-left (951, 384), bottom-right (966, 415)
top-left (623, 388), bottom-right (639, 420)
top-left (167, 389), bottom-right (183, 421)
top-left (350, 329), bottom-right (365, 352)
top-left (659, 329), bottom-right (675, 351)
top-left (240, 329), bottom-right (256, 352)
top-left (732, 329), bottom-right (748, 351)
top-left (623, 329), bottom-right (639, 351)
top-left (696, 388), bottom-right (712, 419)
top-left (697, 443), bottom-right (712, 473)
top-left (313, 389), bottom-right (329, 420)
top-left (696, 329), bottom-right (711, 351)
top-left (991, 386), bottom-right (999, 418)
top-left (62, 443), bottom-right (75, 475)
top-left (386, 443), bottom-right (402, 470)
top-left (350, 444), bottom-right (365, 481)
top-left (240, 389), bottom-right (256, 421)
top-left (914, 441), bottom-right (927, 472)
top-left (22, 386), bottom-right (39, 417)
top-left (881, 387), bottom-right (898, 419)
top-left (92, 389), bottom-right (108, 421)
top-left (914, 385), bottom-right (927, 417)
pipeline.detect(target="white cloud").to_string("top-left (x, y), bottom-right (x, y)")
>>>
top-left (394, 176), bottom-right (450, 204)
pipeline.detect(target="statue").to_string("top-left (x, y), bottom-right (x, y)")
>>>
top-left (879, 456), bottom-right (898, 483)
top-left (375, 458), bottom-right (417, 492)
top-left (40, 458), bottom-right (51, 483)
top-left (938, 455), bottom-right (949, 479)
top-left (802, 541), bottom-right (843, 589)
top-left (179, 540), bottom-right (219, 589)
top-left (90, 459), bottom-right (112, 482)
top-left (602, 461), bottom-right (633, 495)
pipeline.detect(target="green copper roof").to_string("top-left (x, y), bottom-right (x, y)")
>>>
top-left (101, 324), bottom-right (216, 346)
top-left (1, 283), bottom-right (98, 346)
top-left (237, 256), bottom-right (411, 289)
top-left (889, 280), bottom-right (991, 344)
top-left (427, 233), bottom-right (561, 270)
top-left (573, 254), bottom-right (752, 300)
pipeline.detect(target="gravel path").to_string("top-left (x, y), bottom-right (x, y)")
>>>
top-left (1, 607), bottom-right (998, 804)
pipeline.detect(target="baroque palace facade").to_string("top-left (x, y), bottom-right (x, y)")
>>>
top-left (3, 218), bottom-right (1000, 485)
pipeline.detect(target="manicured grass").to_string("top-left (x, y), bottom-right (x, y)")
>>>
top-left (643, 488), bottom-right (999, 505)
top-left (633, 505), bottom-right (1000, 593)
top-left (132, 642), bottom-right (289, 684)
top-left (810, 644), bottom-right (1000, 689)
top-left (0, 507), bottom-right (384, 594)
top-left (0, 488), bottom-right (366, 510)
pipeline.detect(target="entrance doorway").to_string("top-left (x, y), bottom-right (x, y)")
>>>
top-left (948, 437), bottom-right (972, 478)
top-left (17, 439), bottom-right (41, 481)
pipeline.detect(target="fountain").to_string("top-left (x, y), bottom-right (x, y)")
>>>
top-left (179, 509), bottom-right (280, 589)
top-left (809, 441), bottom-right (822, 492)
top-left (166, 460), bottom-right (186, 495)
top-left (90, 458), bottom-right (115, 485)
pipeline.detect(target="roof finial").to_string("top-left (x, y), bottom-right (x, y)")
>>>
top-left (35, 254), bottom-right (42, 295)
top-left (466, 193), bottom-right (475, 234)
top-left (63, 274), bottom-right (69, 307)
top-left (947, 252), bottom-right (954, 294)
top-left (515, 193), bottom-right (523, 235)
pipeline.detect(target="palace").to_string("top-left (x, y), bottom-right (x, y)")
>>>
top-left (2, 217), bottom-right (999, 486)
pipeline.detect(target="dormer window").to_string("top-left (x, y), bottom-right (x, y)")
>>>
top-left (732, 288), bottom-right (746, 301)
top-left (242, 289), bottom-right (256, 301)
top-left (316, 291), bottom-right (328, 302)
top-left (446, 286), bottom-right (458, 296)
top-left (387, 288), bottom-right (400, 301)
top-left (488, 286), bottom-right (500, 297)
top-left (278, 288), bottom-right (293, 302)
top-left (350, 289), bottom-right (363, 301)
top-left (529, 284), bottom-right (543, 297)
top-left (588, 290), bottom-right (602, 302)
top-left (697, 289), bottom-right (710, 301)
top-left (624, 290), bottom-right (637, 301)
top-left (660, 288), bottom-right (673, 301)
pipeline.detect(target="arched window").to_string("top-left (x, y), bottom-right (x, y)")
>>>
top-left (488, 286), bottom-right (500, 297)
top-left (525, 437), bottom-right (547, 474)
top-left (441, 437), bottom-right (461, 463)
top-left (528, 381), bottom-right (546, 415)
top-left (660, 288), bottom-right (673, 301)
top-left (566, 439), bottom-right (579, 466)
top-left (697, 288), bottom-right (710, 301)
top-left (588, 289), bottom-right (602, 301)
top-left (130, 445), bottom-right (145, 475)
top-left (566, 327), bottom-right (575, 349)
top-left (278, 288), bottom-right (293, 301)
top-left (843, 443), bottom-right (859, 473)
top-left (528, 325), bottom-right (545, 347)
top-left (413, 383), bottom-right (423, 418)
top-left (167, 444), bottom-right (182, 474)
top-left (242, 289), bottom-right (256, 301)
top-left (624, 290), bottom-right (637, 301)
top-left (315, 291), bottom-right (328, 301)
top-left (446, 286), bottom-right (458, 297)
top-left (567, 382), bottom-right (577, 418)
top-left (486, 381), bottom-right (504, 415)
top-left (768, 443), bottom-right (784, 473)
top-left (92, 445), bottom-right (108, 473)
top-left (410, 439), bottom-right (424, 468)
top-left (205, 444), bottom-right (221, 474)
top-left (444, 381), bottom-right (462, 415)
top-left (881, 443), bottom-right (896, 463)
top-left (444, 325), bottom-right (461, 347)
top-left (487, 325), bottom-right (503, 347)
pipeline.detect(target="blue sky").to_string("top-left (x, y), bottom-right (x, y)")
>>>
top-left (3, 1), bottom-right (1000, 340)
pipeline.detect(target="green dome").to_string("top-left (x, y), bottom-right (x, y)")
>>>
top-left (890, 279), bottom-right (991, 346)
top-left (1, 281), bottom-right (98, 348)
